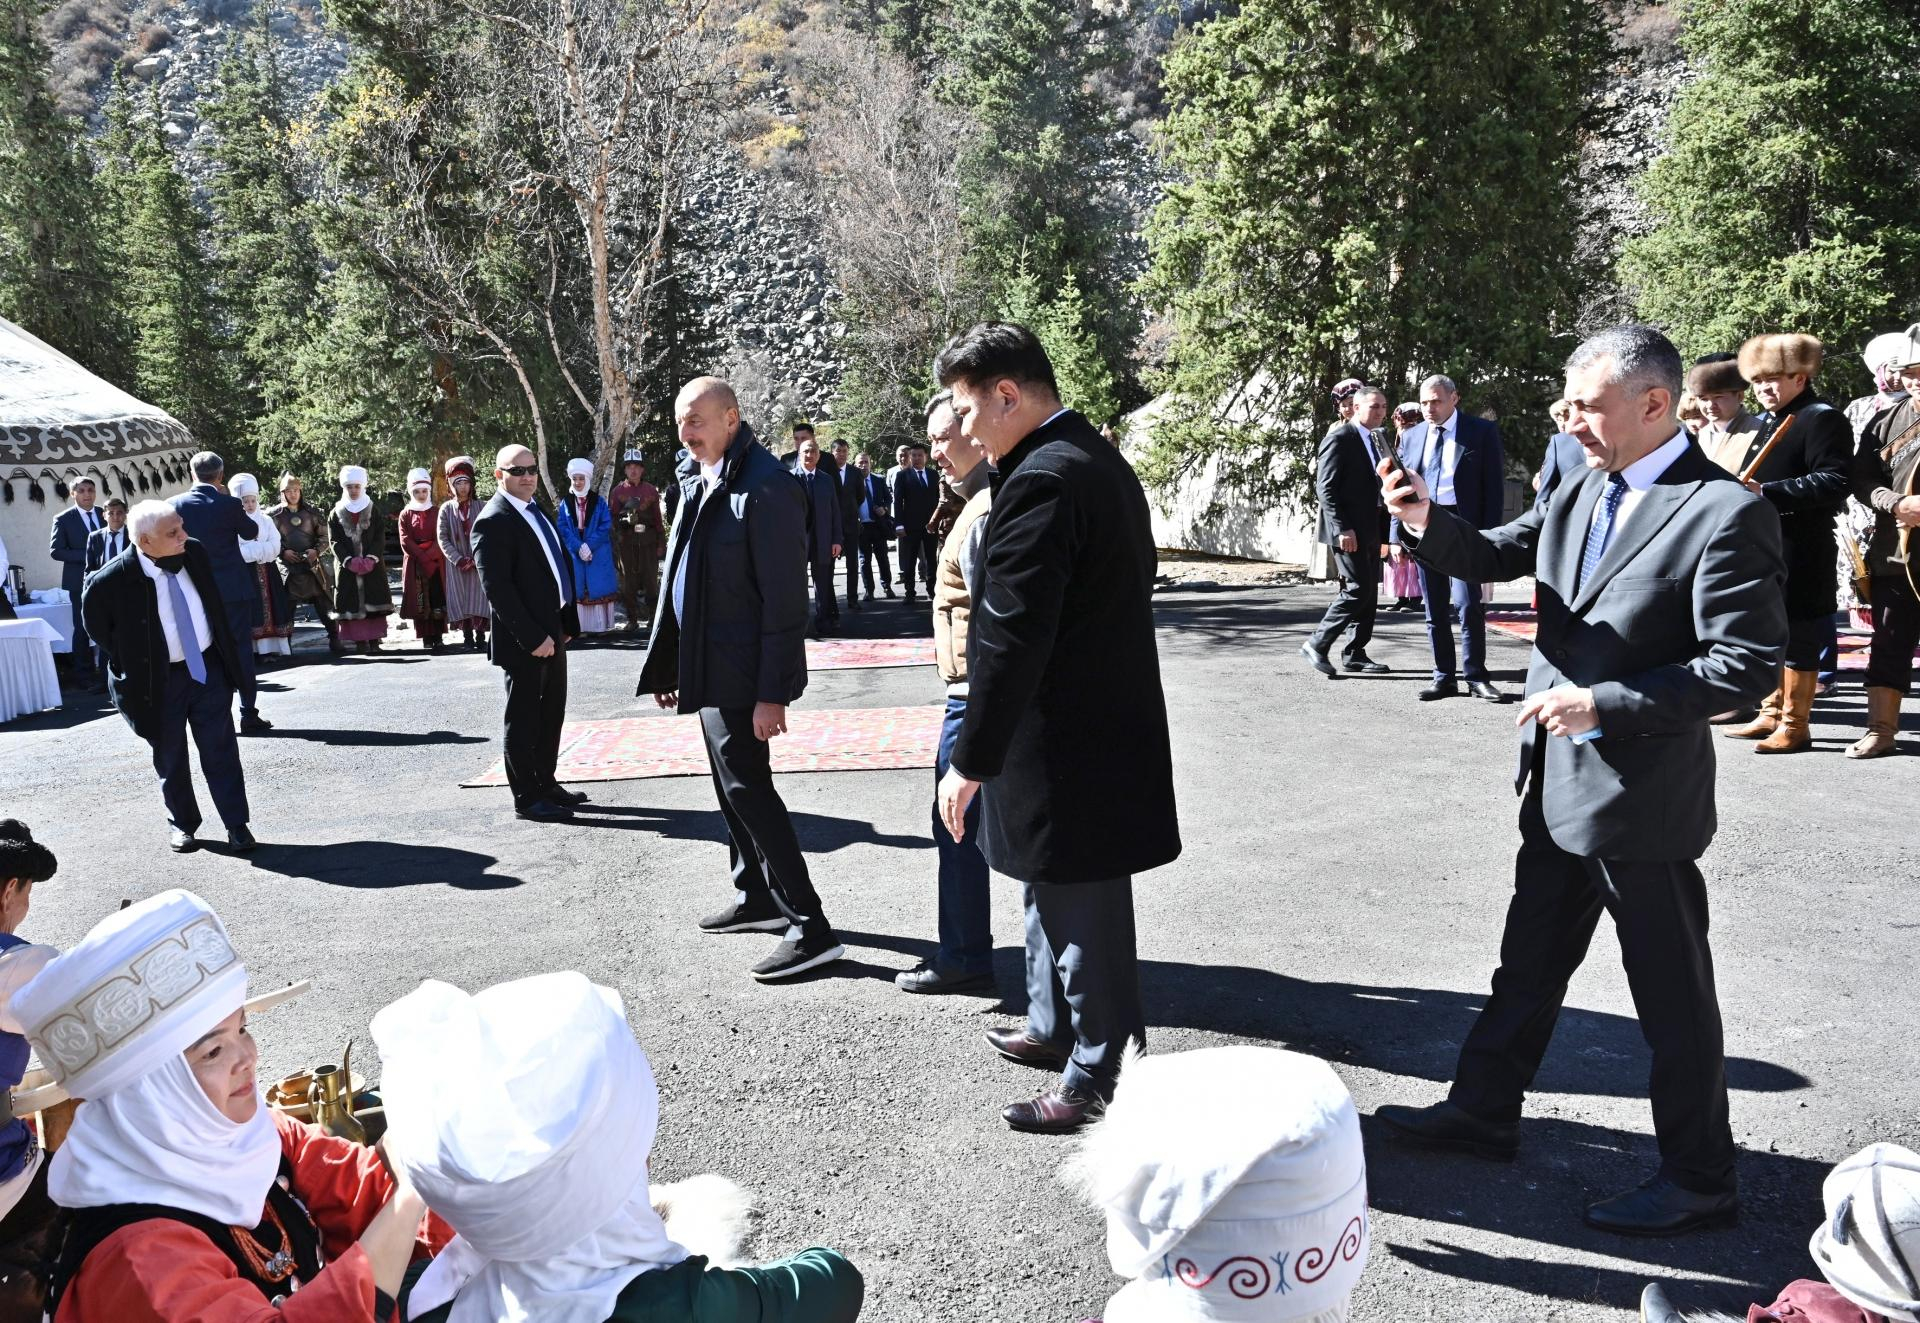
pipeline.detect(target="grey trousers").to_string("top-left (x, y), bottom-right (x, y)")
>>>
top-left (1022, 877), bottom-right (1144, 1099)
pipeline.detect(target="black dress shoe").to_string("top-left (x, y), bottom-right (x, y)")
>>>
top-left (1584, 1177), bottom-right (1738, 1236)
top-left (226, 826), bottom-right (257, 853)
top-left (239, 713), bottom-right (274, 734)
top-left (984, 1026), bottom-right (1070, 1071)
top-left (544, 785), bottom-right (590, 806)
top-left (1344, 655), bottom-right (1390, 674)
top-left (169, 829), bottom-right (198, 853)
top-left (1467, 679), bottom-right (1506, 703)
top-left (1003, 1085), bottom-right (1102, 1133)
top-left (1299, 641), bottom-right (1338, 677)
top-left (1374, 1100), bottom-right (1518, 1160)
top-left (514, 799), bottom-right (573, 822)
top-left (1419, 679), bottom-right (1460, 701)
top-left (895, 962), bottom-right (996, 995)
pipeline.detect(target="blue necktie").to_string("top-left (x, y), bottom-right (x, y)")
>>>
top-left (530, 506), bottom-right (571, 606)
top-left (163, 569), bottom-right (207, 683)
top-left (1578, 474), bottom-right (1629, 590)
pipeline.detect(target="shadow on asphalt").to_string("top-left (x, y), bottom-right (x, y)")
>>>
top-left (560, 804), bottom-right (927, 852)
top-left (248, 841), bottom-right (521, 889)
top-left (266, 728), bottom-right (488, 747)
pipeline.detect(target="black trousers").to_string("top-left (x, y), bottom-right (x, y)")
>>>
top-left (220, 598), bottom-right (259, 714)
top-left (1782, 613), bottom-right (1826, 670)
top-left (859, 524), bottom-right (893, 592)
top-left (1449, 786), bottom-right (1735, 1194)
top-left (807, 552), bottom-right (838, 625)
top-left (1022, 877), bottom-right (1144, 1100)
top-left (150, 651), bottom-right (250, 833)
top-left (501, 647), bottom-right (568, 806)
top-left (897, 531), bottom-right (935, 597)
top-left (839, 541), bottom-right (861, 610)
top-left (1866, 575), bottom-right (1920, 694)
top-left (1309, 549), bottom-right (1378, 659)
top-left (699, 706), bottom-right (829, 931)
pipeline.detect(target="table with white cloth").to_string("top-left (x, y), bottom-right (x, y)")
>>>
top-left (0, 618), bottom-right (63, 722)
top-left (13, 601), bottom-right (73, 654)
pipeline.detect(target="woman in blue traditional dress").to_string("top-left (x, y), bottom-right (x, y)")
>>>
top-left (556, 457), bottom-right (619, 635)
top-left (0, 820), bottom-right (59, 1229)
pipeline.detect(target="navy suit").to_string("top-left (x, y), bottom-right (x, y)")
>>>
top-left (171, 483), bottom-right (263, 717)
top-left (890, 465), bottom-right (940, 597)
top-left (857, 472), bottom-right (894, 593)
top-left (1533, 432), bottom-right (1589, 514)
top-left (791, 461), bottom-right (844, 628)
top-left (49, 504), bottom-right (105, 668)
top-left (1396, 413), bottom-right (1506, 682)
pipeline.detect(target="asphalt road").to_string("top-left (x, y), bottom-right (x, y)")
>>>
top-left (4, 577), bottom-right (1916, 1322)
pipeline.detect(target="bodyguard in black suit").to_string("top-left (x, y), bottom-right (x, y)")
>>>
top-left (473, 445), bottom-right (584, 823)
top-left (790, 439), bottom-right (844, 634)
top-left (854, 455), bottom-right (894, 597)
top-left (640, 378), bottom-right (845, 983)
top-left (890, 448), bottom-right (939, 600)
top-left (1303, 387), bottom-right (1391, 676)
top-left (829, 440), bottom-right (866, 613)
top-left (82, 500), bottom-right (133, 680)
top-left (933, 324), bottom-right (1180, 1135)
top-left (1374, 326), bottom-right (1787, 1236)
top-left (170, 453), bottom-right (269, 732)
top-left (81, 502), bottom-right (255, 853)
top-left (48, 475), bottom-right (104, 679)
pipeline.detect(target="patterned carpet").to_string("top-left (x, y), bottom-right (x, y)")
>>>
top-left (1486, 609), bottom-right (1905, 671)
top-left (806, 637), bottom-right (936, 670)
top-left (462, 704), bottom-right (944, 785)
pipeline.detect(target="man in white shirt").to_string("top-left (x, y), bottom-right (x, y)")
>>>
top-left (79, 500), bottom-right (255, 854)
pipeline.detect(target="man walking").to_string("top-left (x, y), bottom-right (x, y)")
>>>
top-left (891, 445), bottom-right (939, 601)
top-left (791, 436), bottom-right (844, 635)
top-left (934, 323), bottom-right (1181, 1133)
top-left (609, 450), bottom-right (664, 636)
top-left (1392, 376), bottom-right (1508, 701)
top-left (81, 500), bottom-right (256, 853)
top-left (641, 377), bottom-right (845, 982)
top-left (1303, 385), bottom-right (1391, 677)
top-left (47, 474), bottom-right (104, 687)
top-left (473, 445), bottom-right (585, 823)
top-left (170, 452), bottom-right (270, 732)
top-left (1373, 325), bottom-right (1786, 1235)
top-left (830, 440), bottom-right (865, 614)
top-left (897, 390), bottom-right (997, 996)
top-left (854, 453), bottom-right (894, 599)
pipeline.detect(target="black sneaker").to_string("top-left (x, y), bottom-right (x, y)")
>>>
top-left (698, 891), bottom-right (788, 934)
top-left (751, 927), bottom-right (847, 981)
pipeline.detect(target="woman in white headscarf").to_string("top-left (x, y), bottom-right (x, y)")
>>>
top-left (330, 465), bottom-right (393, 654)
top-left (12, 890), bottom-right (449, 1321)
top-left (556, 458), bottom-right (619, 636)
top-left (228, 474), bottom-right (293, 663)
top-left (375, 972), bottom-right (863, 1323)
top-left (398, 468), bottom-right (448, 654)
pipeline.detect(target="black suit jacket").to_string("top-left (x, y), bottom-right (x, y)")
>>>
top-left (472, 493), bottom-right (580, 671)
top-left (84, 525), bottom-right (132, 577)
top-left (1735, 392), bottom-right (1852, 616)
top-left (80, 540), bottom-right (244, 741)
top-left (953, 410), bottom-right (1181, 885)
top-left (1406, 439), bottom-right (1786, 861)
top-left (1315, 421), bottom-right (1386, 545)
top-left (890, 465), bottom-right (939, 532)
top-left (829, 457), bottom-right (865, 538)
top-left (170, 484), bottom-right (260, 605)
top-left (48, 506), bottom-right (104, 598)
top-left (789, 462), bottom-right (844, 557)
top-left (639, 424), bottom-right (809, 712)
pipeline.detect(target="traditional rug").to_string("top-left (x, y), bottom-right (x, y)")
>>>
top-left (806, 636), bottom-right (936, 670)
top-left (462, 704), bottom-right (944, 786)
top-left (1486, 610), bottom-right (1907, 673)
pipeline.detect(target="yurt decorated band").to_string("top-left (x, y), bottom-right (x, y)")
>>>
top-left (1849, 323), bottom-right (1920, 760)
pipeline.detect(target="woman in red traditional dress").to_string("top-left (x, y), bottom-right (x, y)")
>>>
top-left (13, 890), bottom-right (447, 1322)
top-left (398, 468), bottom-right (448, 654)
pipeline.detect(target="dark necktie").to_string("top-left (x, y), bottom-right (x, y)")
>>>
top-left (163, 569), bottom-right (207, 683)
top-left (529, 506), bottom-right (571, 606)
top-left (1578, 474), bottom-right (1629, 590)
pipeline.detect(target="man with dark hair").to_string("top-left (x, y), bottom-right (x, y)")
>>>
top-left (1373, 323), bottom-right (1786, 1235)
top-left (170, 452), bottom-right (269, 733)
top-left (853, 452), bottom-right (894, 599)
top-left (890, 441), bottom-right (940, 602)
top-left (782, 421), bottom-right (815, 469)
top-left (790, 437), bottom-right (844, 635)
top-left (932, 321), bottom-right (1181, 1133)
top-left (47, 474), bottom-right (102, 686)
top-left (1303, 385), bottom-right (1391, 676)
top-left (829, 439), bottom-right (865, 614)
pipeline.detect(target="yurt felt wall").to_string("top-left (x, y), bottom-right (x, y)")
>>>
top-left (0, 317), bottom-right (197, 593)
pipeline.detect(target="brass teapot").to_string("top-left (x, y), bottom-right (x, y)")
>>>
top-left (307, 1042), bottom-right (366, 1145)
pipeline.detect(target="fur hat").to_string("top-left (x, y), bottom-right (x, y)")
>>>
top-left (1738, 333), bottom-right (1824, 381)
top-left (1810, 1144), bottom-right (1920, 1323)
top-left (1687, 355), bottom-right (1746, 398)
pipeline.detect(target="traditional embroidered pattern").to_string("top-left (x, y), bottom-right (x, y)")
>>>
top-left (1157, 1211), bottom-right (1368, 1298)
top-left (30, 916), bottom-right (239, 1076)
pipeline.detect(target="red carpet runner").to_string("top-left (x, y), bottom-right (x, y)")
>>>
top-left (805, 637), bottom-right (936, 669)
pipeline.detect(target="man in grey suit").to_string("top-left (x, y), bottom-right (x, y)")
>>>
top-left (1372, 325), bottom-right (1787, 1237)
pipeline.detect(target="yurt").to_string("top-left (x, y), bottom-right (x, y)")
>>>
top-left (0, 317), bottom-right (196, 593)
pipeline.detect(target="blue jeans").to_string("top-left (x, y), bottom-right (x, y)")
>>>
top-left (931, 695), bottom-right (992, 974)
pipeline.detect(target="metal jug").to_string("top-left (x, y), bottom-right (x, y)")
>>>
top-left (307, 1048), bottom-right (365, 1145)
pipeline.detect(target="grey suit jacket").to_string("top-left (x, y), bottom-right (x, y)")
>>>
top-left (1406, 440), bottom-right (1786, 861)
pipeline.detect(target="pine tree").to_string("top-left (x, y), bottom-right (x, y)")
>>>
top-left (1005, 261), bottom-right (1120, 427)
top-left (0, 0), bottom-right (128, 377)
top-left (1620, 0), bottom-right (1920, 399)
top-left (1142, 0), bottom-right (1601, 494)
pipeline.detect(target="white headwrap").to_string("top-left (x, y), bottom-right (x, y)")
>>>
top-left (374, 973), bottom-right (686, 1323)
top-left (1064, 1047), bottom-right (1369, 1323)
top-left (1811, 1144), bottom-right (1920, 1323)
top-left (338, 465), bottom-right (372, 514)
top-left (566, 458), bottom-right (593, 489)
top-left (9, 890), bottom-right (280, 1227)
top-left (406, 467), bottom-right (434, 512)
top-left (228, 473), bottom-right (260, 503)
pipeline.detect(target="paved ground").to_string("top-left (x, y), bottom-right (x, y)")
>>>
top-left (5, 572), bottom-right (1917, 1322)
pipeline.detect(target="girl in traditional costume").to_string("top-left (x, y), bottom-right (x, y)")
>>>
top-left (229, 475), bottom-right (294, 664)
top-left (398, 468), bottom-right (448, 654)
top-left (330, 466), bottom-right (393, 654)
top-left (0, 822), bottom-right (58, 1227)
top-left (435, 457), bottom-right (489, 652)
top-left (269, 475), bottom-right (343, 656)
top-left (556, 458), bottom-right (619, 636)
top-left (14, 889), bottom-right (449, 1321)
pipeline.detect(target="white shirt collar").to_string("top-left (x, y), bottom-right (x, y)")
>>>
top-left (1616, 431), bottom-right (1691, 492)
top-left (503, 490), bottom-right (533, 513)
top-left (700, 460), bottom-right (723, 491)
top-left (136, 549), bottom-right (175, 579)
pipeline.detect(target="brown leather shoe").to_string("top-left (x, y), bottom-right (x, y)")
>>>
top-left (1003, 1085), bottom-right (1103, 1133)
top-left (1847, 686), bottom-right (1903, 759)
top-left (984, 1026), bottom-right (1069, 1071)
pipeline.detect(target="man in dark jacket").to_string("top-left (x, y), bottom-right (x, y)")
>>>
top-left (1303, 385), bottom-right (1391, 676)
top-left (890, 445), bottom-right (940, 601)
top-left (790, 437), bottom-right (844, 635)
top-left (170, 452), bottom-right (269, 733)
top-left (854, 453), bottom-right (894, 598)
top-left (933, 323), bottom-right (1181, 1134)
top-left (81, 500), bottom-right (256, 853)
top-left (47, 474), bottom-right (104, 684)
top-left (640, 377), bottom-right (844, 982)
top-left (1716, 333), bottom-right (1853, 753)
top-left (829, 440), bottom-right (866, 614)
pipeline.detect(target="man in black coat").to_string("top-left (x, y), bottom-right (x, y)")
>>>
top-left (48, 474), bottom-right (104, 683)
top-left (852, 452), bottom-right (894, 599)
top-left (790, 437), bottom-right (844, 635)
top-left (640, 377), bottom-right (845, 982)
top-left (473, 445), bottom-right (585, 823)
top-left (1302, 385), bottom-right (1391, 676)
top-left (933, 323), bottom-right (1181, 1134)
top-left (81, 500), bottom-right (256, 854)
top-left (829, 440), bottom-right (866, 614)
top-left (170, 452), bottom-right (270, 733)
top-left (890, 444), bottom-right (940, 601)
top-left (1373, 325), bottom-right (1787, 1236)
